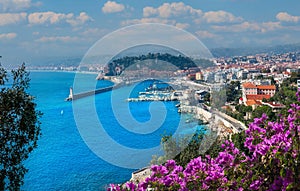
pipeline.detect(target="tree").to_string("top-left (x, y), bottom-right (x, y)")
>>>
top-left (231, 131), bottom-right (250, 156)
top-left (226, 81), bottom-right (241, 103)
top-left (151, 128), bottom-right (223, 167)
top-left (211, 88), bottom-right (226, 110)
top-left (0, 63), bottom-right (42, 190)
top-left (252, 105), bottom-right (275, 121)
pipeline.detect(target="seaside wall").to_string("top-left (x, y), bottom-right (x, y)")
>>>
top-left (214, 114), bottom-right (239, 134)
top-left (196, 107), bottom-right (212, 121)
top-left (180, 105), bottom-right (246, 133)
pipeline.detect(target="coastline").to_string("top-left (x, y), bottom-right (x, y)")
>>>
top-left (28, 69), bottom-right (100, 75)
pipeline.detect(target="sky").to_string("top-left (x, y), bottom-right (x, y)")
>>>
top-left (1, 0), bottom-right (300, 65)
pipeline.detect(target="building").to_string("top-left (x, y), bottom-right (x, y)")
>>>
top-left (195, 72), bottom-right (203, 80)
top-left (257, 85), bottom-right (276, 96)
top-left (242, 82), bottom-right (276, 106)
top-left (204, 72), bottom-right (215, 83)
top-left (238, 70), bottom-right (248, 79)
top-left (242, 82), bottom-right (257, 96)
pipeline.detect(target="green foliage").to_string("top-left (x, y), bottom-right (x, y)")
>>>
top-left (203, 92), bottom-right (211, 104)
top-left (289, 71), bottom-right (300, 83)
top-left (174, 133), bottom-right (205, 167)
top-left (234, 105), bottom-right (252, 114)
top-left (152, 129), bottom-right (223, 167)
top-left (201, 136), bottom-right (223, 159)
top-left (226, 81), bottom-right (241, 103)
top-left (211, 89), bottom-right (226, 110)
top-left (106, 53), bottom-right (213, 76)
top-left (227, 104), bottom-right (252, 124)
top-left (268, 78), bottom-right (299, 116)
top-left (231, 131), bottom-right (250, 156)
top-left (228, 77), bottom-right (299, 125)
top-left (0, 63), bottom-right (42, 190)
top-left (252, 105), bottom-right (275, 121)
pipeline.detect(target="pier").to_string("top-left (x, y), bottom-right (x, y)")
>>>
top-left (65, 78), bottom-right (158, 101)
top-left (65, 86), bottom-right (115, 101)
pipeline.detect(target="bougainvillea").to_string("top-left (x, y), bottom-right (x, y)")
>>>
top-left (108, 93), bottom-right (300, 191)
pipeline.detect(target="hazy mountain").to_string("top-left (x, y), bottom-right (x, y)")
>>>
top-left (211, 43), bottom-right (300, 58)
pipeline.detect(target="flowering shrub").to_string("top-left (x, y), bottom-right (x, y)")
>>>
top-left (108, 94), bottom-right (300, 190)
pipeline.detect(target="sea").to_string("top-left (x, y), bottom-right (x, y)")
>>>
top-left (22, 71), bottom-right (203, 191)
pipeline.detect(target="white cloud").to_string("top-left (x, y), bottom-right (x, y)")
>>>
top-left (35, 36), bottom-right (78, 43)
top-left (102, 1), bottom-right (125, 14)
top-left (121, 18), bottom-right (189, 30)
top-left (142, 3), bottom-right (242, 24)
top-left (0, 33), bottom-right (17, 40)
top-left (212, 21), bottom-right (282, 33)
top-left (260, 22), bottom-right (282, 32)
top-left (0, 13), bottom-right (27, 26)
top-left (28, 12), bottom-right (92, 26)
top-left (203, 11), bottom-right (243, 23)
top-left (66, 12), bottom-right (93, 26)
top-left (195, 30), bottom-right (217, 39)
top-left (121, 18), bottom-right (176, 26)
top-left (0, 0), bottom-right (41, 11)
top-left (175, 23), bottom-right (190, 29)
top-left (143, 7), bottom-right (157, 17)
top-left (28, 12), bottom-right (73, 25)
top-left (143, 2), bottom-right (202, 18)
top-left (276, 12), bottom-right (300, 23)
top-left (212, 22), bottom-right (260, 32)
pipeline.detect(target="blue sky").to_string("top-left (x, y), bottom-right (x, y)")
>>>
top-left (1, 0), bottom-right (300, 65)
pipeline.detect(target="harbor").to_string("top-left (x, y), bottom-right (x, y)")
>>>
top-left (65, 77), bottom-right (247, 134)
top-left (126, 90), bottom-right (179, 102)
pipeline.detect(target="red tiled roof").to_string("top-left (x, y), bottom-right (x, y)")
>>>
top-left (257, 85), bottom-right (276, 90)
top-left (242, 82), bottom-right (257, 89)
top-left (246, 94), bottom-right (271, 100)
top-left (246, 100), bottom-right (261, 106)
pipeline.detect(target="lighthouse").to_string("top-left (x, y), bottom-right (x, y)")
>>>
top-left (65, 87), bottom-right (73, 101)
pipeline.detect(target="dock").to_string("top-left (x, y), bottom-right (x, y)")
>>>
top-left (126, 96), bottom-right (178, 102)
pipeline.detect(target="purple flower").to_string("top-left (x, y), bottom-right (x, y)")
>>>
top-left (126, 182), bottom-right (136, 191)
top-left (165, 160), bottom-right (176, 170)
top-left (249, 179), bottom-right (262, 190)
top-left (109, 92), bottom-right (300, 191)
top-left (138, 182), bottom-right (148, 191)
top-left (296, 91), bottom-right (300, 101)
top-left (257, 144), bottom-right (269, 156)
top-left (244, 137), bottom-right (254, 148)
top-left (108, 184), bottom-right (120, 191)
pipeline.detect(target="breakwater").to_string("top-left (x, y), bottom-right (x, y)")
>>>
top-left (65, 83), bottom-right (124, 101)
top-left (65, 78), bottom-right (151, 101)
top-left (70, 86), bottom-right (114, 101)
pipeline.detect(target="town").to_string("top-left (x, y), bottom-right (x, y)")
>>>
top-left (28, 50), bottom-right (300, 126)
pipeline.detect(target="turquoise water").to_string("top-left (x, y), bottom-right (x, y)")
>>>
top-left (22, 71), bottom-right (202, 190)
